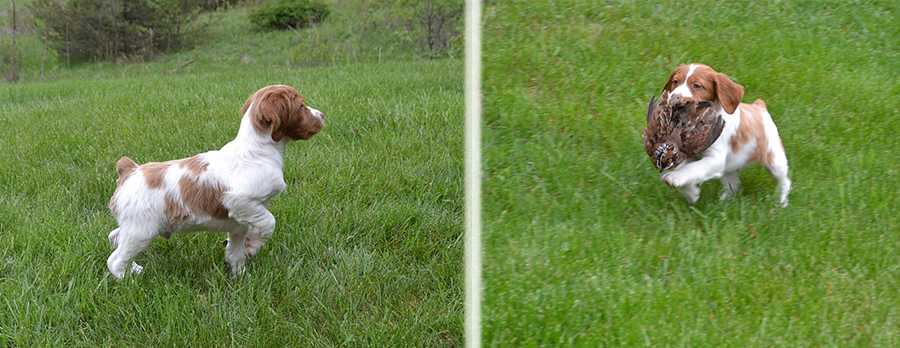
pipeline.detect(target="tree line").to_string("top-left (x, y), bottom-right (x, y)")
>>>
top-left (1, 0), bottom-right (463, 83)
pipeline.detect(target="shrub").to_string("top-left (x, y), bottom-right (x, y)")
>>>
top-left (28, 0), bottom-right (212, 62)
top-left (399, 0), bottom-right (463, 59)
top-left (248, 0), bottom-right (330, 31)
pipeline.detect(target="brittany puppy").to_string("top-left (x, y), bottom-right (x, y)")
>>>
top-left (658, 63), bottom-right (791, 206)
top-left (107, 85), bottom-right (324, 279)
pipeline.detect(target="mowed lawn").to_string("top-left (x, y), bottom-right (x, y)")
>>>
top-left (482, 1), bottom-right (900, 346)
top-left (0, 59), bottom-right (463, 346)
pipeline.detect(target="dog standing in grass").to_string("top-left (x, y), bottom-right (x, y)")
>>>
top-left (657, 64), bottom-right (791, 206)
top-left (107, 85), bottom-right (324, 280)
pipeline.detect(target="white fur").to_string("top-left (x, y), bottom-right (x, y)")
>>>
top-left (659, 64), bottom-right (791, 207)
top-left (107, 97), bottom-right (324, 280)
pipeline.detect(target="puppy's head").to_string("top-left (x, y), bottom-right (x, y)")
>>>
top-left (663, 63), bottom-right (744, 114)
top-left (241, 85), bottom-right (325, 142)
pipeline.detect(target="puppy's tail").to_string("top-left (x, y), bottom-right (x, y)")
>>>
top-left (109, 228), bottom-right (120, 249)
top-left (116, 156), bottom-right (139, 180)
top-left (752, 99), bottom-right (768, 111)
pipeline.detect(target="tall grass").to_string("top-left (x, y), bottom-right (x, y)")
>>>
top-left (482, 1), bottom-right (900, 346)
top-left (0, 56), bottom-right (463, 345)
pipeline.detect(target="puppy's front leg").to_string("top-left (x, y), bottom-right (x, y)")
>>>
top-left (224, 228), bottom-right (249, 279)
top-left (660, 142), bottom-right (728, 188)
top-left (226, 200), bottom-right (276, 275)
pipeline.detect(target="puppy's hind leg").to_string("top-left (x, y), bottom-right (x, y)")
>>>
top-left (719, 171), bottom-right (741, 201)
top-left (764, 153), bottom-right (791, 207)
top-left (107, 226), bottom-right (156, 280)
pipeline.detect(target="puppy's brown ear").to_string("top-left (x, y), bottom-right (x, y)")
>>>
top-left (247, 88), bottom-right (292, 142)
top-left (714, 72), bottom-right (744, 114)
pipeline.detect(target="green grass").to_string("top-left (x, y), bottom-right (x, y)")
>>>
top-left (482, 1), bottom-right (900, 346)
top-left (0, 34), bottom-right (463, 348)
top-left (9, 0), bottom-right (900, 345)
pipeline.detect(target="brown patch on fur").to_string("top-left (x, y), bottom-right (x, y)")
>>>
top-left (142, 162), bottom-right (169, 189)
top-left (180, 155), bottom-right (208, 175)
top-left (241, 85), bottom-right (322, 142)
top-left (731, 103), bottom-right (773, 165)
top-left (164, 195), bottom-right (190, 224)
top-left (179, 176), bottom-right (229, 220)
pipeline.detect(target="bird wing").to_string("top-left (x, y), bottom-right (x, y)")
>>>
top-left (703, 110), bottom-right (726, 149)
top-left (680, 107), bottom-right (726, 158)
top-left (643, 92), bottom-right (671, 157)
top-left (645, 94), bottom-right (658, 124)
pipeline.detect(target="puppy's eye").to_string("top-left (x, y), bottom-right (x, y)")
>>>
top-left (672, 79), bottom-right (679, 86)
top-left (693, 83), bottom-right (702, 90)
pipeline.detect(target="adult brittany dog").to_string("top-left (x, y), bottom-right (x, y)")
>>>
top-left (657, 63), bottom-right (791, 207)
top-left (107, 85), bottom-right (325, 280)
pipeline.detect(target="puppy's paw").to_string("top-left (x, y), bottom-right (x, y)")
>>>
top-left (719, 190), bottom-right (734, 201)
top-left (230, 266), bottom-right (250, 281)
top-left (660, 172), bottom-right (686, 188)
top-left (244, 238), bottom-right (264, 259)
top-left (680, 185), bottom-right (701, 205)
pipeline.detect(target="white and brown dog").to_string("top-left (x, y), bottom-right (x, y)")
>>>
top-left (107, 85), bottom-right (324, 279)
top-left (658, 63), bottom-right (791, 206)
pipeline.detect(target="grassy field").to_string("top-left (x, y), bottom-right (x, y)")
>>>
top-left (482, 1), bottom-right (900, 346)
top-left (0, 7), bottom-right (463, 347)
top-left (8, 0), bottom-right (900, 345)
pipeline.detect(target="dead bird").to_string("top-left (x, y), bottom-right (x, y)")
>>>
top-left (642, 90), bottom-right (725, 172)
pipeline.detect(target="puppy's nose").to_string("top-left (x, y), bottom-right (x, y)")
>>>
top-left (310, 108), bottom-right (325, 120)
